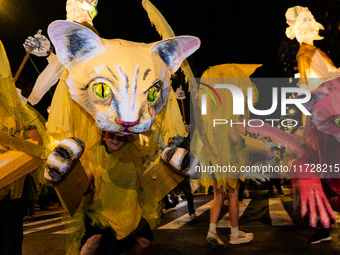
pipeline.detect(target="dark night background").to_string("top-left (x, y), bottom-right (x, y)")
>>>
top-left (1, 0), bottom-right (340, 121)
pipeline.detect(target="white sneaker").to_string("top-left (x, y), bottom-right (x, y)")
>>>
top-left (206, 230), bottom-right (224, 248)
top-left (229, 230), bottom-right (253, 244)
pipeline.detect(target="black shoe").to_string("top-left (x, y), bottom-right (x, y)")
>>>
top-left (164, 202), bottom-right (177, 210)
top-left (308, 229), bottom-right (332, 244)
top-left (172, 197), bottom-right (179, 205)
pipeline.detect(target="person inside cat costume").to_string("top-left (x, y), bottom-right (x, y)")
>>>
top-left (79, 132), bottom-right (154, 254)
top-left (21, 1), bottom-right (201, 254)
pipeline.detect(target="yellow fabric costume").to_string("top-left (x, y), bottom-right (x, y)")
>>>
top-left (0, 41), bottom-right (47, 201)
top-left (45, 70), bottom-right (187, 253)
top-left (191, 64), bottom-right (259, 192)
top-left (2, 1), bottom-right (189, 253)
top-left (87, 143), bottom-right (144, 240)
top-left (1, 35), bottom-right (187, 252)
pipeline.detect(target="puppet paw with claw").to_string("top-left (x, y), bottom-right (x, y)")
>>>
top-left (23, 33), bottom-right (51, 57)
top-left (44, 137), bottom-right (85, 182)
top-left (297, 178), bottom-right (336, 228)
top-left (161, 147), bottom-right (201, 178)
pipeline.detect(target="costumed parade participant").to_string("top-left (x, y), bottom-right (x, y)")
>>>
top-left (267, 145), bottom-right (285, 196)
top-left (24, 0), bottom-right (99, 106)
top-left (17, 1), bottom-right (202, 254)
top-left (246, 79), bottom-right (340, 244)
top-left (0, 40), bottom-right (49, 255)
top-left (78, 132), bottom-right (154, 254)
top-left (285, 6), bottom-right (340, 91)
top-left (191, 64), bottom-right (262, 247)
top-left (290, 80), bottom-right (340, 244)
top-left (284, 5), bottom-right (340, 244)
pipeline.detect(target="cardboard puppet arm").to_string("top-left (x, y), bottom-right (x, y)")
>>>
top-left (0, 131), bottom-right (50, 160)
top-left (0, 131), bottom-right (47, 190)
top-left (140, 157), bottom-right (185, 206)
top-left (0, 151), bottom-right (43, 190)
top-left (52, 159), bottom-right (91, 217)
top-left (140, 147), bottom-right (201, 205)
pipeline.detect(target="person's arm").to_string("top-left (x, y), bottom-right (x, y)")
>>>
top-left (23, 33), bottom-right (66, 105)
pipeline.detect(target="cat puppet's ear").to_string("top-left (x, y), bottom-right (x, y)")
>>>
top-left (301, 92), bottom-right (327, 111)
top-left (47, 20), bottom-right (104, 68)
top-left (151, 36), bottom-right (200, 74)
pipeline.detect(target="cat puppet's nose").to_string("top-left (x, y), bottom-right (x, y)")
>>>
top-left (116, 118), bottom-right (140, 127)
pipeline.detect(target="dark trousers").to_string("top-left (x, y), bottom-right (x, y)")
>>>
top-left (174, 179), bottom-right (195, 215)
top-left (268, 178), bottom-right (283, 194)
top-left (0, 198), bottom-right (26, 255)
top-left (81, 216), bottom-right (153, 255)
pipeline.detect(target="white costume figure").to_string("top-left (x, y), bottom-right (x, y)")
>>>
top-left (23, 0), bottom-right (98, 105)
top-left (285, 6), bottom-right (340, 91)
top-left (66, 0), bottom-right (98, 26)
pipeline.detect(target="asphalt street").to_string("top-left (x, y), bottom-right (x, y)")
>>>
top-left (22, 187), bottom-right (340, 255)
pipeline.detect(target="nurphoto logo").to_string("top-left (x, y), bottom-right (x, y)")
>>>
top-left (200, 84), bottom-right (311, 116)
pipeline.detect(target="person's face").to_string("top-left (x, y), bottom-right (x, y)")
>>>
top-left (26, 129), bottom-right (43, 145)
top-left (295, 11), bottom-right (324, 44)
top-left (103, 132), bottom-right (125, 151)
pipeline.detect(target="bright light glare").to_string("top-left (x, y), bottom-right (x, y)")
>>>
top-left (81, 2), bottom-right (91, 11)
top-left (289, 109), bottom-right (295, 114)
top-left (294, 73), bottom-right (300, 78)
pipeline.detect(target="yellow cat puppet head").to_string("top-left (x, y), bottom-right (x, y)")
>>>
top-left (48, 20), bottom-right (200, 135)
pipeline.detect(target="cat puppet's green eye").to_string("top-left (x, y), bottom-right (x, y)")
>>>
top-left (93, 83), bottom-right (112, 98)
top-left (334, 118), bottom-right (340, 127)
top-left (147, 86), bottom-right (159, 102)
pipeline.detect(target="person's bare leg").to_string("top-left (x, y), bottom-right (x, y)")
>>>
top-left (228, 179), bottom-right (240, 228)
top-left (206, 179), bottom-right (225, 248)
top-left (210, 179), bottom-right (225, 224)
top-left (134, 236), bottom-right (152, 255)
top-left (80, 234), bottom-right (103, 255)
top-left (228, 179), bottom-right (254, 244)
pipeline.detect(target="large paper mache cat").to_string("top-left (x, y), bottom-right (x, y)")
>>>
top-left (44, 20), bottom-right (200, 188)
top-left (48, 20), bottom-right (199, 133)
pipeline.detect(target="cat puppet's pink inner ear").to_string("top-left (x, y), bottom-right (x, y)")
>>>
top-left (151, 36), bottom-right (200, 74)
top-left (48, 20), bottom-right (104, 67)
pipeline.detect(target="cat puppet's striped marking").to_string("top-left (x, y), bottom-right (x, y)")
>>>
top-left (45, 137), bottom-right (85, 182)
